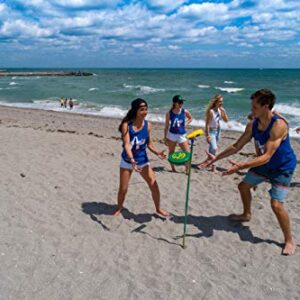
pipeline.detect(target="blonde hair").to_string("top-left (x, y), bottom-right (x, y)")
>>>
top-left (205, 94), bottom-right (223, 118)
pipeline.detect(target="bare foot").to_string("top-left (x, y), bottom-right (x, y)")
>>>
top-left (197, 162), bottom-right (207, 170)
top-left (156, 208), bottom-right (170, 217)
top-left (229, 213), bottom-right (251, 222)
top-left (113, 207), bottom-right (122, 216)
top-left (282, 241), bottom-right (296, 256)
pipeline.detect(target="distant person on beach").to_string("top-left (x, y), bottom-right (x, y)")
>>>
top-left (69, 98), bottom-right (74, 110)
top-left (64, 98), bottom-right (67, 108)
top-left (203, 89), bottom-right (297, 255)
top-left (114, 98), bottom-right (169, 217)
top-left (60, 97), bottom-right (64, 107)
top-left (198, 94), bottom-right (229, 171)
top-left (164, 95), bottom-right (192, 174)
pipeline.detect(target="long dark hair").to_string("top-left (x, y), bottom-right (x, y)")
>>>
top-left (169, 103), bottom-right (176, 113)
top-left (118, 98), bottom-right (148, 135)
top-left (169, 95), bottom-right (184, 113)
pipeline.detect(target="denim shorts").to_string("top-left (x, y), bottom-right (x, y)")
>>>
top-left (243, 165), bottom-right (295, 202)
top-left (208, 128), bottom-right (220, 155)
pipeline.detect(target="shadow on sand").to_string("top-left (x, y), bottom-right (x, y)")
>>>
top-left (81, 201), bottom-right (179, 246)
top-left (81, 202), bottom-right (292, 250)
top-left (170, 214), bottom-right (283, 249)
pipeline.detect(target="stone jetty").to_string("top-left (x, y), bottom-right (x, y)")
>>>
top-left (0, 71), bottom-right (94, 77)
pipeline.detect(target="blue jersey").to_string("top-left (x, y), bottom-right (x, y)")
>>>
top-left (169, 109), bottom-right (186, 134)
top-left (121, 120), bottom-right (149, 165)
top-left (252, 115), bottom-right (297, 171)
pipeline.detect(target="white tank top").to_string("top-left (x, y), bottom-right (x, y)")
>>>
top-left (209, 108), bottom-right (221, 129)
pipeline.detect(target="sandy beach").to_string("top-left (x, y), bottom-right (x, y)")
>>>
top-left (0, 105), bottom-right (299, 300)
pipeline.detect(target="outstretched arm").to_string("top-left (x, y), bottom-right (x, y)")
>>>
top-left (223, 119), bottom-right (288, 175)
top-left (212, 121), bottom-right (253, 163)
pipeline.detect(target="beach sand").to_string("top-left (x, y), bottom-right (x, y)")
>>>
top-left (0, 105), bottom-right (299, 300)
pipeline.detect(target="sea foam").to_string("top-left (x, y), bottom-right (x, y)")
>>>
top-left (215, 87), bottom-right (244, 93)
top-left (123, 84), bottom-right (165, 94)
top-left (275, 103), bottom-right (300, 117)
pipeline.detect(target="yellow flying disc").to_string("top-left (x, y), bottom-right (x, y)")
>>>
top-left (186, 129), bottom-right (204, 139)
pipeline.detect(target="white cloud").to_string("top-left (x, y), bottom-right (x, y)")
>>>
top-left (0, 20), bottom-right (54, 38)
top-left (168, 45), bottom-right (179, 50)
top-left (50, 0), bottom-right (121, 8)
top-left (177, 3), bottom-right (229, 22)
top-left (256, 0), bottom-right (287, 9)
top-left (0, 3), bottom-right (7, 14)
top-left (252, 12), bottom-right (273, 23)
top-left (147, 0), bottom-right (186, 12)
top-left (239, 42), bottom-right (253, 48)
top-left (132, 43), bottom-right (145, 48)
top-left (1, 0), bottom-right (300, 66)
top-left (0, 3), bottom-right (20, 20)
top-left (187, 26), bottom-right (218, 38)
top-left (228, 0), bottom-right (242, 9)
top-left (223, 26), bottom-right (239, 34)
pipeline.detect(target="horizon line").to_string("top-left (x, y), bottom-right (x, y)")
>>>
top-left (1, 67), bottom-right (300, 70)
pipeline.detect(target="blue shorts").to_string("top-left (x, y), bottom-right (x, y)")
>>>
top-left (243, 165), bottom-right (295, 202)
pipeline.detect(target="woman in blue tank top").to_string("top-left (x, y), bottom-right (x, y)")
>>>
top-left (164, 95), bottom-right (192, 174)
top-left (114, 98), bottom-right (169, 217)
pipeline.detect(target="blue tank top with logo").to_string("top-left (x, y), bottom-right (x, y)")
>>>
top-left (121, 120), bottom-right (149, 165)
top-left (252, 115), bottom-right (297, 171)
top-left (169, 109), bottom-right (186, 134)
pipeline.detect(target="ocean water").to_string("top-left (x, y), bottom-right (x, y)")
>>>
top-left (0, 68), bottom-right (299, 137)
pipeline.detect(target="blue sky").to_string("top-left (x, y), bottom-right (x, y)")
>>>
top-left (0, 0), bottom-right (299, 68)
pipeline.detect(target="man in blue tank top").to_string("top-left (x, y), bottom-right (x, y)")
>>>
top-left (205, 89), bottom-right (297, 255)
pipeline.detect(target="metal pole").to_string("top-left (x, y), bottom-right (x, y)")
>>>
top-left (182, 138), bottom-right (195, 249)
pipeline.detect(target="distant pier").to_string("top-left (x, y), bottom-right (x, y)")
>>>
top-left (0, 71), bottom-right (94, 77)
